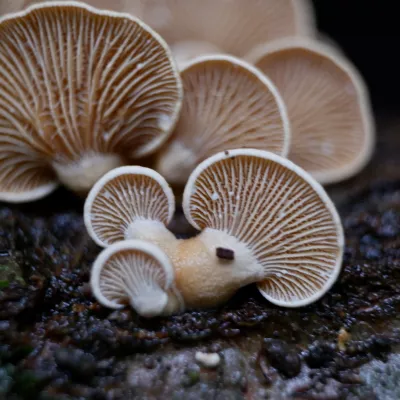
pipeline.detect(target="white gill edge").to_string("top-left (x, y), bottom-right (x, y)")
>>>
top-left (180, 53), bottom-right (292, 158)
top-left (245, 36), bottom-right (375, 185)
top-left (84, 166), bottom-right (176, 248)
top-left (90, 239), bottom-right (175, 309)
top-left (0, 1), bottom-right (183, 158)
top-left (182, 148), bottom-right (345, 307)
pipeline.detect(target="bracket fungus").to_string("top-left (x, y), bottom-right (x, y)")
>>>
top-left (91, 240), bottom-right (184, 317)
top-left (155, 55), bottom-right (291, 186)
top-left (246, 38), bottom-right (375, 185)
top-left (0, 2), bottom-right (182, 202)
top-left (86, 149), bottom-right (344, 316)
top-left (138, 0), bottom-right (316, 58)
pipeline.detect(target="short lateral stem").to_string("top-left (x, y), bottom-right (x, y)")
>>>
top-left (53, 153), bottom-right (124, 194)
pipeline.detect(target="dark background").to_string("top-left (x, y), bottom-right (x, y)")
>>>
top-left (312, 0), bottom-right (398, 112)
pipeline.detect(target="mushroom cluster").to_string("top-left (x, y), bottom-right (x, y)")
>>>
top-left (85, 149), bottom-right (344, 317)
top-left (0, 1), bottom-right (375, 203)
top-left (0, 2), bottom-right (376, 316)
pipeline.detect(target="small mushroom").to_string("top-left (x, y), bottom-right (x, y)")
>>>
top-left (139, 0), bottom-right (316, 58)
top-left (0, 2), bottom-right (182, 201)
top-left (155, 55), bottom-right (291, 186)
top-left (86, 149), bottom-right (344, 315)
top-left (84, 166), bottom-right (176, 248)
top-left (183, 149), bottom-right (344, 307)
top-left (91, 239), bottom-right (184, 317)
top-left (246, 37), bottom-right (375, 184)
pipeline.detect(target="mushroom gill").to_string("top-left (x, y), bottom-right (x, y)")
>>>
top-left (86, 149), bottom-right (344, 316)
top-left (0, 2), bottom-right (182, 201)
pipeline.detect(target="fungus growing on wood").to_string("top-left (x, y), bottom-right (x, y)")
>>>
top-left (156, 55), bottom-right (290, 186)
top-left (246, 37), bottom-right (375, 184)
top-left (91, 239), bottom-right (184, 317)
top-left (0, 2), bottom-right (182, 201)
top-left (86, 149), bottom-right (344, 316)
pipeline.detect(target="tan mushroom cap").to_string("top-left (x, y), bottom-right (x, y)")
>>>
top-left (156, 55), bottom-right (291, 186)
top-left (183, 149), bottom-right (344, 307)
top-left (138, 0), bottom-right (316, 58)
top-left (0, 0), bottom-right (26, 15)
top-left (170, 40), bottom-right (222, 70)
top-left (91, 239), bottom-right (184, 317)
top-left (246, 38), bottom-right (375, 185)
top-left (0, 2), bottom-right (182, 201)
top-left (84, 166), bottom-right (175, 248)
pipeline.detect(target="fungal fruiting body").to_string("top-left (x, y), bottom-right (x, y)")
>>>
top-left (246, 37), bottom-right (375, 184)
top-left (0, 2), bottom-right (182, 202)
top-left (85, 149), bottom-right (344, 316)
top-left (91, 240), bottom-right (184, 317)
top-left (155, 55), bottom-right (291, 186)
top-left (170, 40), bottom-right (222, 70)
top-left (137, 0), bottom-right (316, 58)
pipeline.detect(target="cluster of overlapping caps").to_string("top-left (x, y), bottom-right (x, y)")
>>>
top-left (0, 1), bottom-right (375, 317)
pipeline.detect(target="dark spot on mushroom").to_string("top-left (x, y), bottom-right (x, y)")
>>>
top-left (224, 150), bottom-right (229, 156)
top-left (216, 247), bottom-right (235, 261)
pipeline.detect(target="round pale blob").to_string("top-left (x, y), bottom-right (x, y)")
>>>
top-left (84, 166), bottom-right (175, 247)
top-left (91, 239), bottom-right (179, 317)
top-left (156, 55), bottom-right (290, 185)
top-left (171, 40), bottom-right (222, 70)
top-left (0, 2), bottom-right (182, 200)
top-left (183, 149), bottom-right (344, 307)
top-left (247, 38), bottom-right (375, 184)
top-left (138, 0), bottom-right (315, 58)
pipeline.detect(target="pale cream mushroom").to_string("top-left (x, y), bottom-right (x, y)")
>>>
top-left (170, 40), bottom-right (222, 70)
top-left (246, 37), bottom-right (375, 185)
top-left (0, 0), bottom-right (26, 15)
top-left (84, 165), bottom-right (176, 248)
top-left (0, 2), bottom-right (182, 202)
top-left (138, 0), bottom-right (316, 58)
top-left (86, 149), bottom-right (344, 315)
top-left (91, 239), bottom-right (184, 317)
top-left (155, 55), bottom-right (291, 186)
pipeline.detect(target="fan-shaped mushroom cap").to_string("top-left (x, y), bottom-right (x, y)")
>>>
top-left (0, 2), bottom-right (182, 201)
top-left (246, 38), bottom-right (375, 185)
top-left (170, 40), bottom-right (222, 70)
top-left (91, 239), bottom-right (184, 317)
top-left (84, 166), bottom-right (175, 247)
top-left (156, 55), bottom-right (291, 186)
top-left (183, 149), bottom-right (344, 307)
top-left (139, 0), bottom-right (315, 58)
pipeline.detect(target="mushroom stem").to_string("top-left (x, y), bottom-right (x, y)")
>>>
top-left (156, 140), bottom-right (197, 186)
top-left (133, 227), bottom-right (262, 309)
top-left (125, 219), bottom-right (177, 248)
top-left (53, 153), bottom-right (124, 194)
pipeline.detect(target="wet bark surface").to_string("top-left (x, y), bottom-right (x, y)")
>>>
top-left (0, 114), bottom-right (399, 400)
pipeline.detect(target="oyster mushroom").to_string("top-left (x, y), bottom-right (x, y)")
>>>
top-left (139, 0), bottom-right (316, 58)
top-left (91, 239), bottom-right (184, 317)
top-left (86, 149), bottom-right (344, 315)
top-left (155, 55), bottom-right (291, 186)
top-left (84, 165), bottom-right (176, 247)
top-left (0, 2), bottom-right (182, 202)
top-left (246, 37), bottom-right (375, 184)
